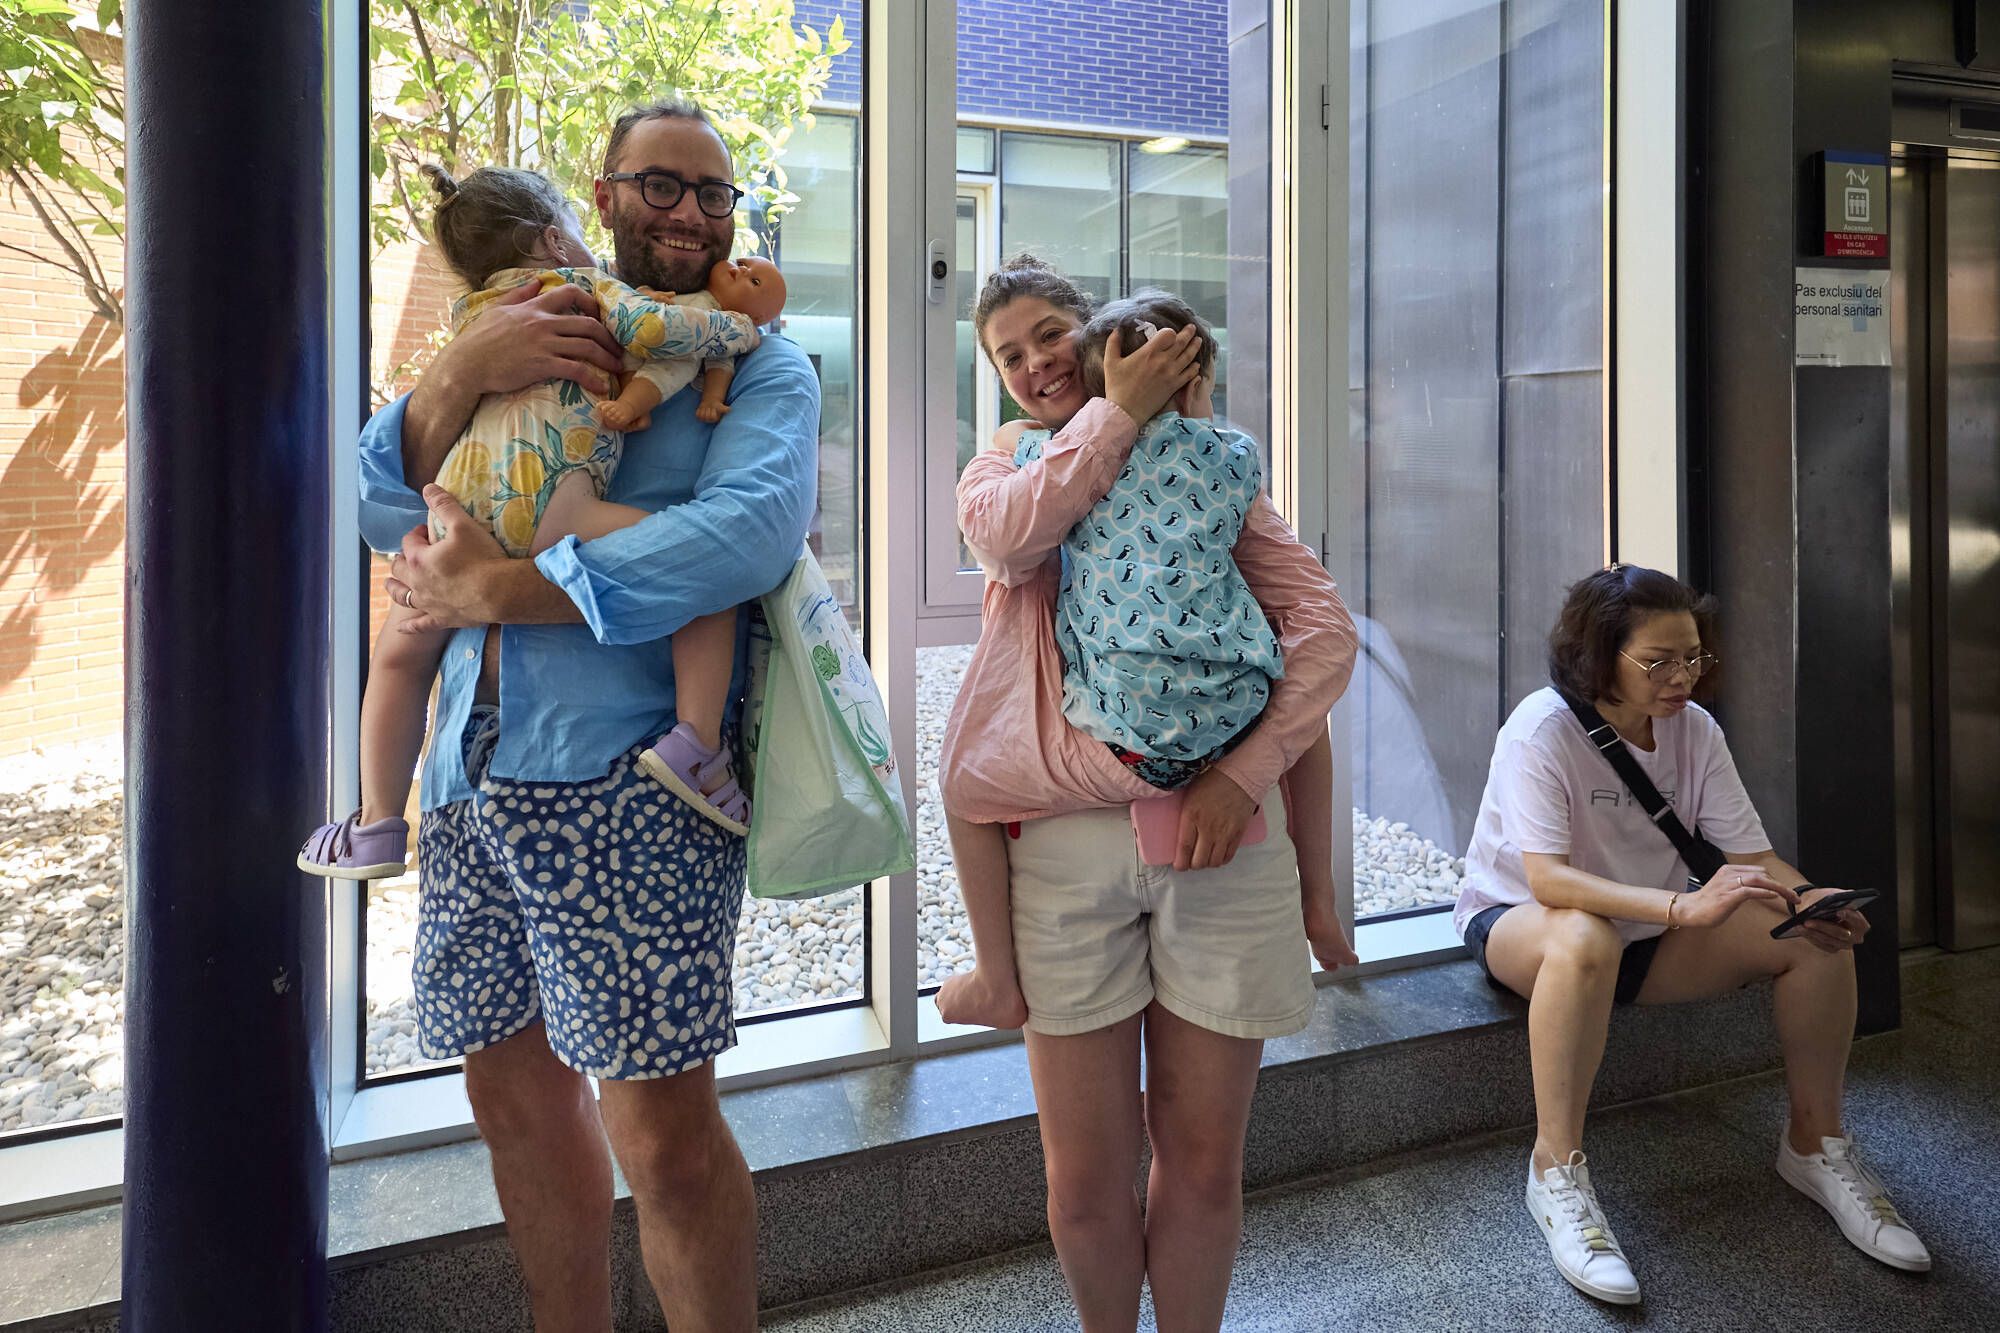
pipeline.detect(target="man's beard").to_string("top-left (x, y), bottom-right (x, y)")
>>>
top-left (608, 202), bottom-right (729, 293)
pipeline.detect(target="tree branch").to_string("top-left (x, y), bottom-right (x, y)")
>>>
top-left (403, 2), bottom-right (460, 162)
top-left (5, 165), bottom-right (120, 323)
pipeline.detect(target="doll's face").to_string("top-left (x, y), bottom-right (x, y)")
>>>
top-left (707, 257), bottom-right (787, 325)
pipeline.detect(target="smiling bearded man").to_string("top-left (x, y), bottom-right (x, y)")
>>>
top-left (355, 99), bottom-right (818, 1332)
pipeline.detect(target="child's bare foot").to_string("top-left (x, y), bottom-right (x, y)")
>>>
top-left (1304, 899), bottom-right (1359, 971)
top-left (695, 400), bottom-right (730, 424)
top-left (598, 400), bottom-right (646, 431)
top-left (936, 965), bottom-right (1029, 1029)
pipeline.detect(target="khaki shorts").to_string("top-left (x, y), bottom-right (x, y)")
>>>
top-left (1007, 788), bottom-right (1314, 1040)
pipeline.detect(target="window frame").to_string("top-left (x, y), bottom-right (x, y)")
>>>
top-left (3, 0), bottom-right (1654, 1211)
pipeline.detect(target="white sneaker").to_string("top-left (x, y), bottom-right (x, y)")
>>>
top-left (1526, 1152), bottom-right (1641, 1304)
top-left (1776, 1133), bottom-right (1932, 1272)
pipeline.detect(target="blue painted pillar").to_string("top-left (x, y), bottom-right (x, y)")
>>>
top-left (122, 0), bottom-right (330, 1327)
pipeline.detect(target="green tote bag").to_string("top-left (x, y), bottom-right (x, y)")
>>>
top-left (739, 548), bottom-right (916, 898)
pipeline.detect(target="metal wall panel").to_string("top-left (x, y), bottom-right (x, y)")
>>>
top-left (1888, 156), bottom-right (1935, 948)
top-left (1500, 0), bottom-right (1605, 715)
top-left (1502, 0), bottom-right (1604, 378)
top-left (1357, 0), bottom-right (1503, 842)
top-left (1502, 371), bottom-right (1605, 709)
top-left (1941, 157), bottom-right (2000, 948)
top-left (1789, 4), bottom-right (1901, 1027)
top-left (1701, 0), bottom-right (1801, 857)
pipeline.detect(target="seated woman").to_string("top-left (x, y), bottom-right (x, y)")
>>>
top-left (1454, 564), bottom-right (1928, 1306)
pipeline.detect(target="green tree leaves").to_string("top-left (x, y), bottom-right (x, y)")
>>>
top-left (369, 0), bottom-right (848, 259)
top-left (0, 0), bottom-right (123, 323)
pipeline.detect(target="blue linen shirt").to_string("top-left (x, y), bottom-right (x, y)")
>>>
top-left (357, 336), bottom-right (820, 809)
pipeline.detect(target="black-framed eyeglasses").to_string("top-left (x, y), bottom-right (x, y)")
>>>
top-left (1620, 650), bottom-right (1720, 684)
top-left (603, 170), bottom-right (744, 219)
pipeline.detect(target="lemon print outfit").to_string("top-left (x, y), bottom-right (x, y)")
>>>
top-left (431, 267), bottom-right (760, 557)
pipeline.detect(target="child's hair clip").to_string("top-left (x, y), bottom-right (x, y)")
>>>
top-left (1133, 319), bottom-right (1161, 340)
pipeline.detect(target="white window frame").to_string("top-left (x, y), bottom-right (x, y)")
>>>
top-left (4, 0), bottom-right (1665, 1214)
top-left (959, 181), bottom-right (1001, 471)
top-left (917, 177), bottom-right (998, 634)
top-left (1611, 0), bottom-right (1682, 573)
top-left (918, 117), bottom-right (1232, 634)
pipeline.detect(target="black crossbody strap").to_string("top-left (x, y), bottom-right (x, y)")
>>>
top-left (1556, 689), bottom-right (1727, 886)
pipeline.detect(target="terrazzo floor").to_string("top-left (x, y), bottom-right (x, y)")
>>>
top-left (763, 948), bottom-right (2000, 1333)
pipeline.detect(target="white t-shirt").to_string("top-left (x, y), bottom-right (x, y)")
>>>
top-left (1452, 688), bottom-right (1771, 944)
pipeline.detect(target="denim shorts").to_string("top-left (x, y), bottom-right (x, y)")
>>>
top-left (411, 707), bottom-right (746, 1080)
top-left (1462, 904), bottom-right (1663, 1006)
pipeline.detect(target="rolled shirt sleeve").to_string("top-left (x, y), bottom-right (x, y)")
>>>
top-left (355, 394), bottom-right (427, 555)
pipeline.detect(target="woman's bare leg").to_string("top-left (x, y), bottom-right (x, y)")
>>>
top-left (359, 599), bottom-right (452, 826)
top-left (1482, 903), bottom-right (1624, 1174)
top-left (1024, 1016), bottom-right (1147, 1333)
top-left (935, 815), bottom-right (1029, 1028)
top-left (1139, 1003), bottom-right (1263, 1333)
top-left (1636, 902), bottom-right (1856, 1150)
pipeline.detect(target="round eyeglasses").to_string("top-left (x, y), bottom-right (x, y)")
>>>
top-left (1619, 650), bottom-right (1719, 684)
top-left (603, 170), bottom-right (744, 219)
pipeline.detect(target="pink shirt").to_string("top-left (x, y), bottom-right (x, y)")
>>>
top-left (939, 399), bottom-right (1360, 825)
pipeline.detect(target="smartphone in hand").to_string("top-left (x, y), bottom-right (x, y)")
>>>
top-left (1770, 888), bottom-right (1879, 939)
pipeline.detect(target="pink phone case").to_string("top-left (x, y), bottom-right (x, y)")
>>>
top-left (1130, 791), bottom-right (1267, 866)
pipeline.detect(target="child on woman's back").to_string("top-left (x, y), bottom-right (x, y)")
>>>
top-left (938, 286), bottom-right (1356, 1029)
top-left (299, 164), bottom-right (784, 881)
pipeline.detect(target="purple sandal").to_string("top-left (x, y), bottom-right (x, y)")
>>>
top-left (297, 811), bottom-right (411, 880)
top-left (636, 722), bottom-right (752, 836)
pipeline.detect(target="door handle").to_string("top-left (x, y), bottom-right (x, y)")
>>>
top-left (926, 239), bottom-right (948, 305)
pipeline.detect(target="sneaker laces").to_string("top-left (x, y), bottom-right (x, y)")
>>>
top-left (1545, 1157), bottom-right (1624, 1255)
top-left (1823, 1140), bottom-right (1906, 1228)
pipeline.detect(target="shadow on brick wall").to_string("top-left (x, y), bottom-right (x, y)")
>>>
top-left (0, 316), bottom-right (126, 693)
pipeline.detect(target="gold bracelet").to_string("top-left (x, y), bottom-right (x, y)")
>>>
top-left (1666, 892), bottom-right (1681, 930)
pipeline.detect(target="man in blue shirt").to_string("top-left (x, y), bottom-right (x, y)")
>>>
top-left (364, 101), bottom-right (816, 1331)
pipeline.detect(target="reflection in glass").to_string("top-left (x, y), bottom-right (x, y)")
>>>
top-left (957, 126), bottom-right (996, 175)
top-left (1128, 143), bottom-right (1231, 416)
top-left (1000, 133), bottom-right (1123, 308)
top-left (360, 9), bottom-right (870, 1076)
top-left (1347, 0), bottom-right (1605, 918)
top-left (774, 113), bottom-right (862, 627)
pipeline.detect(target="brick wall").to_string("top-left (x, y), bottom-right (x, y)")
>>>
top-left (0, 125), bottom-right (127, 757)
top-left (0, 170), bottom-right (457, 758)
top-left (793, 0), bottom-right (1227, 135)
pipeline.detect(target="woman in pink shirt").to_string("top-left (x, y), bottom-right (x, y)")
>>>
top-left (936, 255), bottom-right (1360, 1332)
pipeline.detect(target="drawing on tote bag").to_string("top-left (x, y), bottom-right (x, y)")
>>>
top-left (739, 549), bottom-right (915, 899)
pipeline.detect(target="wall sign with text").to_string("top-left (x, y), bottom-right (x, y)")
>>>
top-left (1796, 267), bottom-right (1890, 367)
top-left (1819, 151), bottom-right (1888, 259)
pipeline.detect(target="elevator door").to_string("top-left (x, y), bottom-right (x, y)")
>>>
top-left (1889, 146), bottom-right (2000, 952)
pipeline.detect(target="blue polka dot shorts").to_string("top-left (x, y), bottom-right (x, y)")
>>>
top-left (412, 707), bottom-right (744, 1080)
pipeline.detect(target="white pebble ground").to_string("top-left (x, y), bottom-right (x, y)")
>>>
top-left (3, 667), bottom-right (1466, 1114)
